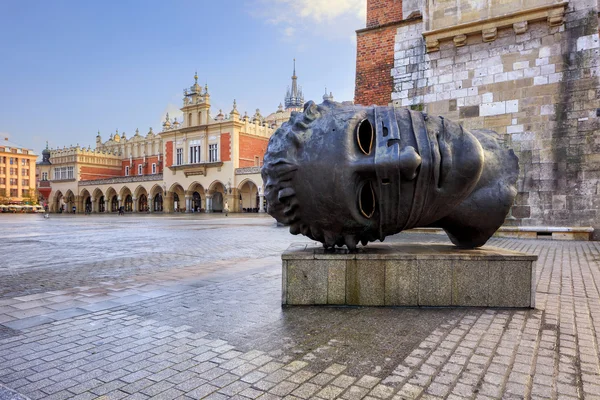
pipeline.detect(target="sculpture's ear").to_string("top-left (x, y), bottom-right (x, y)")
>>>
top-left (303, 101), bottom-right (320, 121)
top-left (303, 100), bottom-right (315, 112)
top-left (436, 182), bottom-right (516, 248)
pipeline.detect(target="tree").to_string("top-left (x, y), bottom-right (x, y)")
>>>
top-left (0, 189), bottom-right (8, 205)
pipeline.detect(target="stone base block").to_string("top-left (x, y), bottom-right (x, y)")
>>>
top-left (282, 243), bottom-right (537, 308)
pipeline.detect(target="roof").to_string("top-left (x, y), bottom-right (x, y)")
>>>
top-left (0, 138), bottom-right (37, 155)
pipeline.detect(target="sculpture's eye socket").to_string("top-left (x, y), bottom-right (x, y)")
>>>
top-left (358, 181), bottom-right (375, 219)
top-left (356, 119), bottom-right (374, 155)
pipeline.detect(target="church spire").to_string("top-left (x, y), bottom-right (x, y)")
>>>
top-left (285, 59), bottom-right (304, 111)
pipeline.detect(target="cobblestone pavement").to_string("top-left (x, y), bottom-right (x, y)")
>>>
top-left (0, 214), bottom-right (599, 399)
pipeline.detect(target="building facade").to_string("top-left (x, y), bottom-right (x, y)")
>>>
top-left (0, 138), bottom-right (37, 205)
top-left (37, 73), bottom-right (291, 213)
top-left (355, 0), bottom-right (600, 232)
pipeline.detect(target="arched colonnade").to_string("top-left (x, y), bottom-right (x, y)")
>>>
top-left (49, 179), bottom-right (266, 214)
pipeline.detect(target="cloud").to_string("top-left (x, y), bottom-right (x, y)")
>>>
top-left (159, 103), bottom-right (184, 130)
top-left (283, 26), bottom-right (295, 37)
top-left (253, 0), bottom-right (365, 44)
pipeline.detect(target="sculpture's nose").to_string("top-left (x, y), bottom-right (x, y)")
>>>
top-left (397, 145), bottom-right (421, 180)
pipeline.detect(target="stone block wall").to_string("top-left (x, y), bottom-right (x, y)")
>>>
top-left (386, 1), bottom-right (600, 229)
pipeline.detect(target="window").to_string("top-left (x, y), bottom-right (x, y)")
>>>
top-left (0, 178), bottom-right (4, 184)
top-left (189, 140), bottom-right (201, 164)
top-left (188, 113), bottom-right (193, 127)
top-left (22, 169), bottom-right (27, 176)
top-left (22, 189), bottom-right (29, 197)
top-left (152, 163), bottom-right (156, 174)
top-left (41, 172), bottom-right (48, 181)
top-left (9, 158), bottom-right (13, 165)
top-left (254, 156), bottom-right (260, 166)
top-left (125, 166), bottom-right (130, 176)
top-left (209, 144), bottom-right (218, 162)
top-left (22, 179), bottom-right (29, 186)
top-left (176, 148), bottom-right (183, 165)
top-left (10, 168), bottom-right (14, 175)
top-left (138, 164), bottom-right (143, 175)
top-left (10, 178), bottom-right (16, 185)
top-left (53, 167), bottom-right (73, 180)
top-left (10, 189), bottom-right (17, 197)
top-left (0, 156), bottom-right (4, 163)
top-left (21, 159), bottom-right (26, 166)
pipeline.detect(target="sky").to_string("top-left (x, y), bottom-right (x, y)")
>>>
top-left (0, 0), bottom-right (366, 155)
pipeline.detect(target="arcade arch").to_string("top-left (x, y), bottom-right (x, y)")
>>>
top-left (52, 190), bottom-right (64, 213)
top-left (92, 188), bottom-right (104, 213)
top-left (120, 187), bottom-right (133, 212)
top-left (208, 181), bottom-right (226, 212)
top-left (168, 183), bottom-right (185, 212)
top-left (64, 190), bottom-right (75, 213)
top-left (238, 179), bottom-right (259, 212)
top-left (187, 182), bottom-right (205, 212)
top-left (134, 185), bottom-right (149, 212)
top-left (149, 184), bottom-right (164, 212)
top-left (80, 189), bottom-right (92, 214)
top-left (105, 187), bottom-right (119, 212)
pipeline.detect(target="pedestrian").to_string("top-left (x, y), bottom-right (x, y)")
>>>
top-left (224, 201), bottom-right (229, 217)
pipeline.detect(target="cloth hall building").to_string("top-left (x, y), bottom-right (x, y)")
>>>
top-left (36, 72), bottom-right (303, 214)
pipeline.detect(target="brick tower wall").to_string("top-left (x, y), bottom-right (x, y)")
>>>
top-left (355, 0), bottom-right (403, 106)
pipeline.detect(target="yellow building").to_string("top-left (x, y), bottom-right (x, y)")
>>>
top-left (0, 138), bottom-right (37, 205)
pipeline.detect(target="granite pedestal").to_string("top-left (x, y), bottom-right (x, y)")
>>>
top-left (282, 243), bottom-right (537, 308)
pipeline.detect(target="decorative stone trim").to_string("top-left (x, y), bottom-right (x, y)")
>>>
top-left (453, 34), bottom-right (467, 47)
top-left (168, 162), bottom-right (223, 177)
top-left (235, 166), bottom-right (261, 175)
top-left (422, 2), bottom-right (568, 52)
top-left (425, 38), bottom-right (440, 52)
top-left (513, 21), bottom-right (528, 34)
top-left (482, 27), bottom-right (498, 42)
top-left (78, 174), bottom-right (163, 186)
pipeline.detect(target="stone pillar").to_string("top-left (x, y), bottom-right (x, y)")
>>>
top-left (164, 194), bottom-right (173, 213)
top-left (132, 197), bottom-right (138, 213)
top-left (205, 195), bottom-right (212, 213)
top-left (75, 195), bottom-right (82, 214)
top-left (118, 196), bottom-right (122, 209)
top-left (185, 196), bottom-right (192, 213)
top-left (259, 194), bottom-right (265, 213)
top-left (226, 193), bottom-right (236, 213)
top-left (148, 196), bottom-right (154, 213)
top-left (104, 199), bottom-right (110, 213)
top-left (90, 198), bottom-right (95, 213)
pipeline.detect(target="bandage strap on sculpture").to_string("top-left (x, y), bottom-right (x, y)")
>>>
top-left (374, 107), bottom-right (404, 240)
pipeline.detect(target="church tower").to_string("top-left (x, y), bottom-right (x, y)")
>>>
top-left (284, 59), bottom-right (304, 112)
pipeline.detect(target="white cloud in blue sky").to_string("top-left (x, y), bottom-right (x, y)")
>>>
top-left (256, 0), bottom-right (366, 43)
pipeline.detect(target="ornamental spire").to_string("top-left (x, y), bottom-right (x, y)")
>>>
top-left (285, 59), bottom-right (303, 111)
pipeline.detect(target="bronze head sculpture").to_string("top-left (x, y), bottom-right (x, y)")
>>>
top-left (262, 100), bottom-right (519, 250)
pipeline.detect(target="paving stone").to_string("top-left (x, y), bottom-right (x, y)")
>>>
top-left (0, 220), bottom-right (599, 400)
